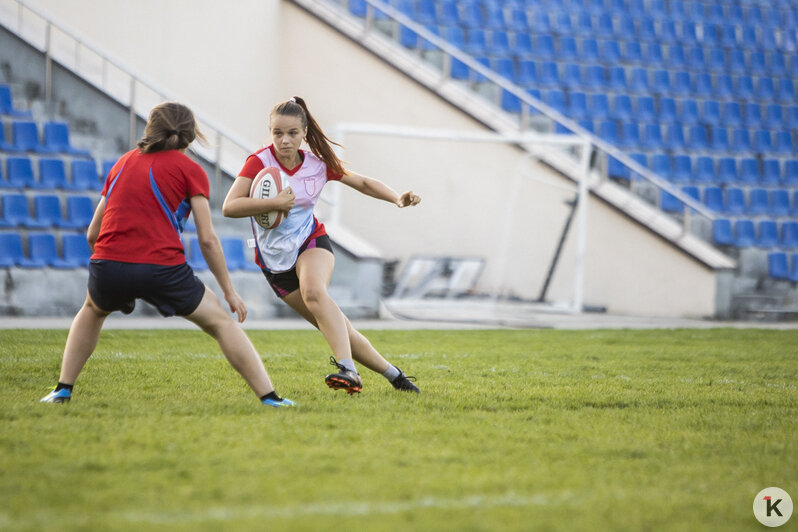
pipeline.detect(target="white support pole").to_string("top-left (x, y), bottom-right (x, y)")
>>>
top-left (572, 140), bottom-right (592, 314)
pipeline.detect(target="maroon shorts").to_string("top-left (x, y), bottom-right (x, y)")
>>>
top-left (263, 234), bottom-right (333, 298)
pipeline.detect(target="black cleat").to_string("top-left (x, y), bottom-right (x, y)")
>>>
top-left (391, 368), bottom-right (420, 393)
top-left (325, 356), bottom-right (362, 394)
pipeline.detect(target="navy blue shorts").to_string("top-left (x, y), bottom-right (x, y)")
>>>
top-left (88, 259), bottom-right (206, 317)
top-left (263, 234), bottom-right (333, 298)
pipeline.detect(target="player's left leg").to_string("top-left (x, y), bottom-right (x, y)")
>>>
top-left (41, 292), bottom-right (111, 403)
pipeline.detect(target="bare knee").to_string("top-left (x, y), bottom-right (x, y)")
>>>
top-left (300, 284), bottom-right (329, 308)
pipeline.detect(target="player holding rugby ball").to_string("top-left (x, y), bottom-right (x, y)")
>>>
top-left (223, 97), bottom-right (421, 395)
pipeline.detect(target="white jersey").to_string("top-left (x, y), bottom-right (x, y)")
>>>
top-left (247, 145), bottom-right (342, 272)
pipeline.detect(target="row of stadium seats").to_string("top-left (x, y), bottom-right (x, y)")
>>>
top-left (528, 92), bottom-right (798, 131)
top-left (478, 61), bottom-right (797, 103)
top-left (0, 232), bottom-right (260, 272)
top-left (0, 85), bottom-right (32, 119)
top-left (0, 119), bottom-right (90, 156)
top-left (659, 186), bottom-right (798, 219)
top-left (586, 121), bottom-right (796, 155)
top-left (714, 218), bottom-right (798, 251)
top-left (609, 154), bottom-right (798, 187)
top-left (768, 251), bottom-right (798, 282)
top-left (0, 193), bottom-right (95, 229)
top-left (428, 28), bottom-right (798, 67)
top-left (377, 0), bottom-right (798, 31)
top-left (0, 156), bottom-right (106, 190)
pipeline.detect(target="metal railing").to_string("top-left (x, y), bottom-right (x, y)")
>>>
top-left (312, 0), bottom-right (720, 232)
top-left (0, 0), bottom-right (253, 207)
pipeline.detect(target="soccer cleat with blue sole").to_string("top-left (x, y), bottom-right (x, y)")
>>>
top-left (40, 388), bottom-right (71, 403)
top-left (262, 397), bottom-right (297, 408)
top-left (325, 356), bottom-right (362, 394)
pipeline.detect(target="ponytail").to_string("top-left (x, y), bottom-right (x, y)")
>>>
top-left (137, 101), bottom-right (206, 154)
top-left (270, 97), bottom-right (347, 176)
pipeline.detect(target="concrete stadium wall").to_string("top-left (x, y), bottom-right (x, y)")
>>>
top-left (26, 0), bottom-right (719, 318)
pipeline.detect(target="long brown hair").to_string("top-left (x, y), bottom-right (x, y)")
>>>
top-left (137, 101), bottom-right (206, 154)
top-left (270, 97), bottom-right (347, 176)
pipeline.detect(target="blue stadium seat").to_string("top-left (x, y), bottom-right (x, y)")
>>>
top-left (559, 37), bottom-right (578, 62)
top-left (758, 220), bottom-right (780, 248)
top-left (681, 21), bottom-right (699, 45)
top-left (642, 123), bottom-right (664, 150)
top-left (636, 96), bottom-right (655, 123)
top-left (606, 66), bottom-right (626, 92)
top-left (619, 122), bottom-right (641, 149)
top-left (702, 101), bottom-right (721, 126)
top-left (589, 93), bottom-right (610, 121)
top-left (729, 49), bottom-right (747, 74)
top-left (491, 31), bottom-right (511, 56)
top-left (0, 85), bottom-right (32, 118)
top-left (664, 124), bottom-right (685, 151)
top-left (660, 189), bottom-right (685, 213)
top-left (10, 121), bottom-right (46, 152)
top-left (0, 232), bottom-right (24, 266)
top-left (752, 130), bottom-right (772, 153)
top-left (738, 158), bottom-right (759, 185)
top-left (567, 92), bottom-right (589, 120)
top-left (18, 233), bottom-right (58, 268)
top-left (781, 221), bottom-right (798, 248)
top-left (717, 158), bottom-right (738, 185)
top-left (721, 102), bottom-right (742, 128)
top-left (637, 17), bottom-right (656, 42)
top-left (725, 187), bottom-right (746, 215)
top-left (37, 158), bottom-right (68, 189)
top-left (187, 238), bottom-right (208, 271)
top-left (691, 72), bottom-right (713, 98)
top-left (711, 127), bottom-right (730, 152)
top-left (769, 53), bottom-right (787, 77)
top-left (42, 122), bottom-right (91, 156)
top-left (608, 156), bottom-right (630, 180)
top-left (707, 48), bottom-right (725, 73)
top-left (715, 75), bottom-right (734, 100)
top-left (584, 65), bottom-right (606, 91)
top-left (749, 52), bottom-right (767, 75)
top-left (762, 159), bottom-right (782, 185)
top-left (777, 79), bottom-right (795, 104)
top-left (773, 131), bottom-right (794, 155)
top-left (533, 35), bottom-right (556, 60)
top-left (736, 76), bottom-right (755, 101)
top-left (1, 193), bottom-right (43, 227)
top-left (459, 2), bottom-right (483, 29)
top-left (650, 153), bottom-right (671, 180)
top-left (680, 99), bottom-right (700, 125)
top-left (628, 68), bottom-right (649, 94)
top-left (575, 12), bottom-right (594, 37)
top-left (651, 69), bottom-right (670, 95)
top-left (728, 128), bottom-right (749, 152)
top-left (464, 29), bottom-right (487, 55)
top-left (398, 26), bottom-right (419, 49)
top-left (514, 33), bottom-right (533, 58)
top-left (221, 237), bottom-right (260, 272)
top-left (3, 156), bottom-right (35, 188)
top-left (561, 63), bottom-right (582, 90)
top-left (437, 0), bottom-right (458, 26)
top-left (611, 95), bottom-right (633, 121)
top-left (666, 45), bottom-right (686, 69)
top-left (702, 23), bottom-right (721, 47)
top-left (501, 89), bottom-right (521, 113)
top-left (669, 155), bottom-right (691, 183)
top-left (687, 47), bottom-right (705, 70)
top-left (749, 188), bottom-right (770, 216)
top-left (63, 195), bottom-right (94, 228)
top-left (768, 252), bottom-right (789, 280)
top-left (483, 3), bottom-right (505, 30)
top-left (494, 58), bottom-right (515, 82)
top-left (645, 44), bottom-right (665, 67)
top-left (551, 12), bottom-right (571, 35)
top-left (538, 62), bottom-right (559, 88)
top-left (786, 161), bottom-right (798, 186)
top-left (507, 7), bottom-right (529, 32)
top-left (443, 26), bottom-right (465, 50)
top-left (32, 194), bottom-right (78, 229)
top-left (771, 190), bottom-right (790, 218)
top-left (704, 187), bottom-right (723, 212)
top-left (658, 20), bottom-right (678, 44)
top-left (764, 105), bottom-right (783, 129)
top-left (450, 57), bottom-right (469, 80)
top-left (601, 40), bottom-right (621, 65)
top-left (744, 103), bottom-right (763, 129)
top-left (52, 233), bottom-right (91, 269)
top-left (755, 77), bottom-right (775, 101)
top-left (694, 156), bottom-right (715, 184)
top-left (713, 218), bottom-right (734, 246)
top-left (543, 89), bottom-right (566, 113)
top-left (69, 159), bottom-right (102, 191)
top-left (687, 125), bottom-right (708, 151)
top-left (623, 41), bottom-right (643, 64)
top-left (658, 97), bottom-right (677, 124)
top-left (517, 58), bottom-right (537, 86)
top-left (733, 220), bottom-right (756, 247)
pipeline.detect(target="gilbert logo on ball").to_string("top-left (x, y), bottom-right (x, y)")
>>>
top-left (249, 166), bottom-right (284, 229)
top-left (753, 487), bottom-right (793, 527)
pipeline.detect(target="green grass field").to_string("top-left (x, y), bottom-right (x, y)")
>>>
top-left (1, 327), bottom-right (796, 531)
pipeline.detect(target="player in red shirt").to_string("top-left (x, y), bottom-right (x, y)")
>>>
top-left (224, 97), bottom-right (421, 395)
top-left (40, 101), bottom-right (294, 407)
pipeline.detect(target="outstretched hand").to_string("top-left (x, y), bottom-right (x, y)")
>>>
top-left (396, 191), bottom-right (421, 208)
top-left (224, 291), bottom-right (248, 323)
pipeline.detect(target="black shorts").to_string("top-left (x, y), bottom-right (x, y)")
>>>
top-left (264, 234), bottom-right (333, 298)
top-left (88, 259), bottom-right (206, 317)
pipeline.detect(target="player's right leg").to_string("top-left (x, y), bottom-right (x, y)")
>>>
top-left (41, 292), bottom-right (111, 403)
top-left (185, 286), bottom-right (294, 407)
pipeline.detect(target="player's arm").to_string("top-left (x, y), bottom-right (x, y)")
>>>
top-left (190, 194), bottom-right (247, 322)
top-left (340, 171), bottom-right (421, 208)
top-left (86, 196), bottom-right (106, 252)
top-left (222, 176), bottom-right (294, 218)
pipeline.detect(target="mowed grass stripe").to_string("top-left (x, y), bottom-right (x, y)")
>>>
top-left (1, 328), bottom-right (796, 531)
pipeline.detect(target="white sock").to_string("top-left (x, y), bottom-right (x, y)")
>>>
top-left (339, 358), bottom-right (358, 374)
top-left (382, 365), bottom-right (400, 382)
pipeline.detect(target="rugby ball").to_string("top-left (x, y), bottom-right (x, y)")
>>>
top-left (249, 167), bottom-right (284, 229)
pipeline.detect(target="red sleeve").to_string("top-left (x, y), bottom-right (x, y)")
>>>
top-left (185, 160), bottom-right (210, 199)
top-left (239, 154), bottom-right (266, 179)
top-left (326, 166), bottom-right (343, 181)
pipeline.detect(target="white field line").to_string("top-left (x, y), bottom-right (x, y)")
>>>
top-left (116, 492), bottom-right (559, 525)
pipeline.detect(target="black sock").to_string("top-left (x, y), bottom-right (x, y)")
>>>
top-left (260, 391), bottom-right (282, 403)
top-left (55, 382), bottom-right (73, 392)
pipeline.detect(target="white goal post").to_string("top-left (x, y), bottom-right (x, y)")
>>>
top-left (323, 123), bottom-right (592, 317)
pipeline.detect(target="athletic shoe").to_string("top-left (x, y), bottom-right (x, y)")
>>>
top-left (325, 356), bottom-right (362, 394)
top-left (40, 388), bottom-right (71, 403)
top-left (262, 397), bottom-right (297, 408)
top-left (391, 369), bottom-right (420, 393)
